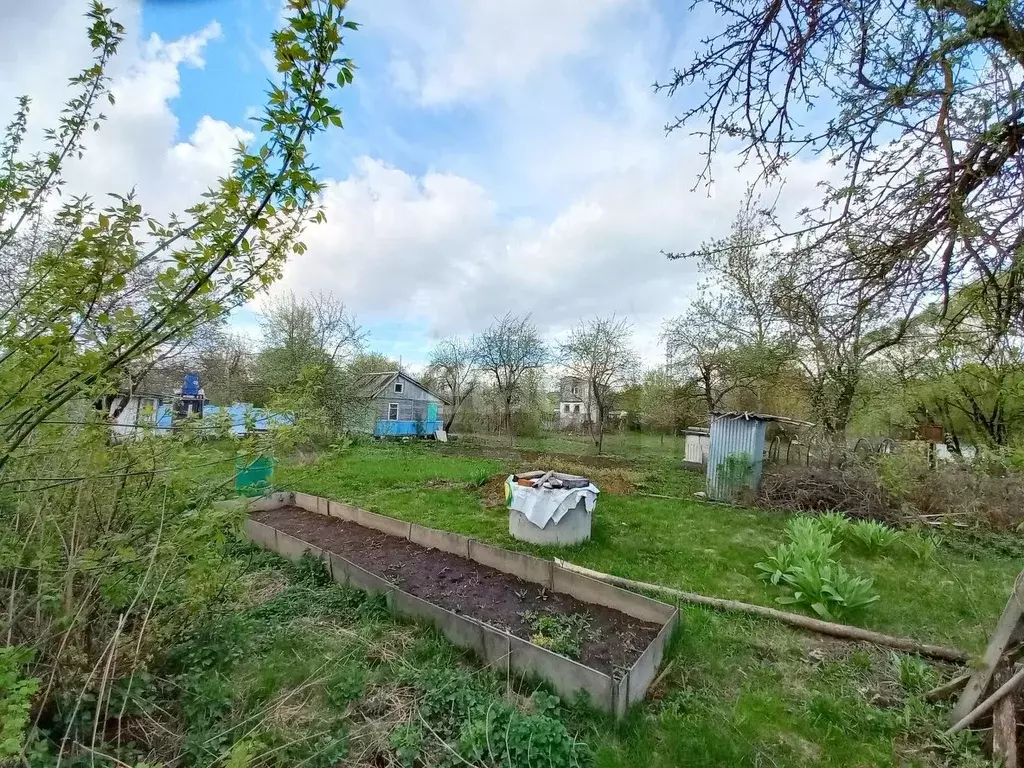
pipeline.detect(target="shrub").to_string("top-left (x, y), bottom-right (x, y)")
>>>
top-left (759, 459), bottom-right (1024, 531)
top-left (901, 528), bottom-right (938, 562)
top-left (786, 517), bottom-right (841, 563)
top-left (847, 520), bottom-right (901, 554)
top-left (775, 558), bottom-right (880, 620)
top-left (815, 510), bottom-right (851, 540)
top-left (756, 515), bottom-right (880, 620)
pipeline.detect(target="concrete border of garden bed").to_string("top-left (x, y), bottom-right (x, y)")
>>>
top-left (239, 491), bottom-right (679, 717)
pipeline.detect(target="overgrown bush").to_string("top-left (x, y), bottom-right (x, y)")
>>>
top-left (759, 459), bottom-right (1024, 530)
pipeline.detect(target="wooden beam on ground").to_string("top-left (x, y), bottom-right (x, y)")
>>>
top-left (554, 559), bottom-right (968, 663)
top-left (951, 570), bottom-right (1024, 725)
top-left (946, 665), bottom-right (1024, 736)
top-left (992, 666), bottom-right (1019, 768)
top-left (925, 673), bottom-right (972, 702)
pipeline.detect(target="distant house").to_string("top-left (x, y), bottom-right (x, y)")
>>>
top-left (353, 371), bottom-right (446, 437)
top-left (557, 376), bottom-right (600, 429)
top-left (100, 391), bottom-right (173, 439)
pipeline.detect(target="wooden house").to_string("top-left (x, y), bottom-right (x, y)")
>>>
top-left (353, 371), bottom-right (446, 437)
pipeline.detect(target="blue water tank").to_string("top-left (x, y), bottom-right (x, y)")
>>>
top-left (182, 373), bottom-right (200, 396)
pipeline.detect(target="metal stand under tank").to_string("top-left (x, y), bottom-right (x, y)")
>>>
top-left (508, 497), bottom-right (592, 545)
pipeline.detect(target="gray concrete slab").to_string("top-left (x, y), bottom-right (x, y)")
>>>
top-left (294, 492), bottom-right (321, 514)
top-left (625, 607), bottom-right (679, 706)
top-left (552, 566), bottom-right (675, 624)
top-left (275, 530), bottom-right (324, 563)
top-left (355, 509), bottom-right (412, 540)
top-left (328, 552), bottom-right (350, 587)
top-left (508, 635), bottom-right (613, 712)
top-left (481, 626), bottom-right (512, 673)
top-left (244, 519), bottom-right (277, 550)
top-left (389, 589), bottom-right (486, 656)
top-left (468, 540), bottom-right (553, 588)
top-left (327, 500), bottom-right (359, 521)
top-left (332, 554), bottom-right (395, 598)
top-left (509, 498), bottom-right (592, 545)
top-left (408, 524), bottom-right (471, 558)
top-left (248, 492), bottom-right (292, 512)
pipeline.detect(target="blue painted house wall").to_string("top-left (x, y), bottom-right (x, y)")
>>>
top-left (355, 371), bottom-right (446, 437)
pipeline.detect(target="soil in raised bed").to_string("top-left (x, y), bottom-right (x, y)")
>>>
top-left (250, 505), bottom-right (661, 674)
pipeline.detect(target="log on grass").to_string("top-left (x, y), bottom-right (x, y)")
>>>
top-left (554, 559), bottom-right (968, 663)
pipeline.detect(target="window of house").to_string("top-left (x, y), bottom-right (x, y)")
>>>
top-left (563, 404), bottom-right (570, 413)
top-left (573, 404), bottom-right (580, 413)
top-left (394, 381), bottom-right (404, 394)
top-left (571, 385), bottom-right (579, 396)
top-left (388, 403), bottom-right (399, 420)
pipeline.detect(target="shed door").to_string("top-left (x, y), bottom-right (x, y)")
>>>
top-left (426, 402), bottom-right (438, 422)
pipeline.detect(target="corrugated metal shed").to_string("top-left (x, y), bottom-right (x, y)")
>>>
top-left (706, 415), bottom-right (768, 502)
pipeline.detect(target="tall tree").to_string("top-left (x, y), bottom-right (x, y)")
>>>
top-left (560, 316), bottom-right (640, 454)
top-left (772, 247), bottom-right (916, 439)
top-left (426, 336), bottom-right (477, 432)
top-left (665, 204), bottom-right (796, 415)
top-left (473, 313), bottom-right (547, 446)
top-left (657, 0), bottom-right (1024, 336)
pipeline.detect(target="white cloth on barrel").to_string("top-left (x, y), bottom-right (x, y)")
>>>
top-left (505, 476), bottom-right (599, 529)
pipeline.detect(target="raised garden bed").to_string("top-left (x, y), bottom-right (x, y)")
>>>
top-left (241, 492), bottom-right (679, 716)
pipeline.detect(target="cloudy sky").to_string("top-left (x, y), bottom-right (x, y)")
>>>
top-left (4, 0), bottom-right (828, 366)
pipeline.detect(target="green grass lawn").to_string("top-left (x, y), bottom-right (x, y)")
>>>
top-left (212, 439), bottom-right (1017, 766)
top-left (457, 430), bottom-right (689, 458)
top-left (276, 441), bottom-right (1017, 653)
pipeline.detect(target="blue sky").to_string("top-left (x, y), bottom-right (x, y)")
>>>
top-left (5, 0), bottom-right (830, 369)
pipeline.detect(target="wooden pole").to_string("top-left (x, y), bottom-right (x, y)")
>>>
top-left (992, 666), bottom-right (1019, 768)
top-left (945, 666), bottom-right (1024, 737)
top-left (951, 570), bottom-right (1024, 725)
top-left (554, 559), bottom-right (968, 663)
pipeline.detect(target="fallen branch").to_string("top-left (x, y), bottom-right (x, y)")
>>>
top-left (945, 665), bottom-right (1024, 736)
top-left (554, 559), bottom-right (968, 663)
top-left (925, 673), bottom-right (972, 702)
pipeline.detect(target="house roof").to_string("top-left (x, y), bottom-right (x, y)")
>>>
top-left (712, 411), bottom-right (815, 428)
top-left (353, 371), bottom-right (449, 404)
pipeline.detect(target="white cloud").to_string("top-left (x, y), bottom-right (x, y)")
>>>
top-left (1, 1), bottom-right (243, 220)
top-left (276, 147), bottom-right (831, 361)
top-left (367, 0), bottom-right (634, 105)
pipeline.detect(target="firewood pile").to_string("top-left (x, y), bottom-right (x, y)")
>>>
top-left (511, 470), bottom-right (590, 490)
top-left (937, 571), bottom-right (1024, 766)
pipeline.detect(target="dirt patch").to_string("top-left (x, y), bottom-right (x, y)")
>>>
top-left (251, 505), bottom-right (660, 674)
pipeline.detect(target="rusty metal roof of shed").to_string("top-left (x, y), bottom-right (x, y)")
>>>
top-left (711, 411), bottom-right (815, 428)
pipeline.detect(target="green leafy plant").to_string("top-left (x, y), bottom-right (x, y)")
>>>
top-left (889, 652), bottom-right (937, 695)
top-left (756, 516), bottom-right (838, 584)
top-left (0, 647), bottom-right (39, 763)
top-left (776, 558), bottom-right (880, 620)
top-left (786, 516), bottom-right (841, 562)
top-left (901, 527), bottom-right (938, 562)
top-left (816, 510), bottom-right (851, 540)
top-left (848, 519), bottom-right (901, 554)
top-left (520, 611), bottom-right (592, 660)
